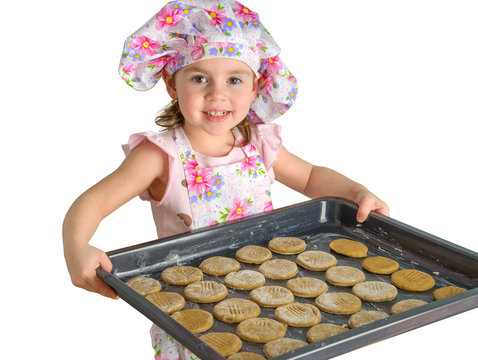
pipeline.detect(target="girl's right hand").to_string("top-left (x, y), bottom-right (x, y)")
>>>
top-left (65, 244), bottom-right (118, 300)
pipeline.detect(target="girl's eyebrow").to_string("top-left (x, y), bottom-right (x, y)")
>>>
top-left (182, 66), bottom-right (251, 76)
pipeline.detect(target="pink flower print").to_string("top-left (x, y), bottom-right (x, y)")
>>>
top-left (227, 197), bottom-right (253, 220)
top-left (122, 63), bottom-right (135, 75)
top-left (233, 2), bottom-right (259, 23)
top-left (261, 70), bottom-right (275, 92)
top-left (263, 201), bottom-right (273, 213)
top-left (148, 56), bottom-right (169, 69)
top-left (190, 35), bottom-right (208, 61)
top-left (187, 168), bottom-right (213, 195)
top-left (184, 156), bottom-right (200, 172)
top-left (241, 156), bottom-right (258, 172)
top-left (266, 55), bottom-right (283, 74)
top-left (156, 6), bottom-right (183, 31)
top-left (208, 5), bottom-right (227, 26)
top-left (132, 36), bottom-right (161, 56)
top-left (245, 142), bottom-right (257, 153)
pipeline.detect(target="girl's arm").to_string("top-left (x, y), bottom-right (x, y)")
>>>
top-left (63, 142), bottom-right (168, 298)
top-left (273, 146), bottom-right (389, 222)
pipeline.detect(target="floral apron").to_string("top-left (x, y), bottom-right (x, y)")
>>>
top-left (150, 126), bottom-right (273, 360)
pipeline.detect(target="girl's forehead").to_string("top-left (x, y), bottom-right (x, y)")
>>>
top-left (179, 58), bottom-right (254, 76)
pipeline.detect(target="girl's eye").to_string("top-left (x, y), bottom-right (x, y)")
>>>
top-left (192, 75), bottom-right (207, 83)
top-left (228, 77), bottom-right (242, 85)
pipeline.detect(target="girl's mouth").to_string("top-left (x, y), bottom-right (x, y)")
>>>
top-left (203, 111), bottom-right (231, 122)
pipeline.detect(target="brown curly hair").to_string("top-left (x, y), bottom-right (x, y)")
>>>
top-left (155, 99), bottom-right (254, 145)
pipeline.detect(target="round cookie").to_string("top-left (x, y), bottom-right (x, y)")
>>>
top-left (348, 310), bottom-right (389, 329)
top-left (315, 292), bottom-right (362, 314)
top-left (199, 332), bottom-right (242, 357)
top-left (286, 277), bottom-right (328, 298)
top-left (161, 266), bottom-right (203, 285)
top-left (224, 270), bottom-right (265, 290)
top-left (236, 318), bottom-right (287, 343)
top-left (362, 256), bottom-right (399, 274)
top-left (329, 238), bottom-right (368, 258)
top-left (184, 281), bottom-right (228, 303)
top-left (391, 269), bottom-right (435, 291)
top-left (352, 281), bottom-right (398, 302)
top-left (258, 259), bottom-right (298, 280)
top-left (214, 298), bottom-right (261, 323)
top-left (228, 352), bottom-right (266, 360)
top-left (268, 236), bottom-right (306, 254)
top-left (325, 266), bottom-right (365, 287)
top-left (199, 256), bottom-right (240, 276)
top-left (145, 291), bottom-right (185, 314)
top-left (170, 309), bottom-right (213, 334)
top-left (263, 338), bottom-right (308, 358)
top-left (307, 324), bottom-right (348, 343)
top-left (125, 276), bottom-right (161, 296)
top-left (235, 245), bottom-right (272, 264)
top-left (250, 286), bottom-right (294, 307)
top-left (433, 286), bottom-right (467, 300)
top-left (296, 251), bottom-right (337, 271)
top-left (274, 302), bottom-right (321, 327)
top-left (391, 299), bottom-right (428, 315)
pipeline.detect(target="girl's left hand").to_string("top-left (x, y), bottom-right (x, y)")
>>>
top-left (355, 190), bottom-right (390, 223)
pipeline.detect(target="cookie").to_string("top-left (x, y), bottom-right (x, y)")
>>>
top-left (268, 237), bottom-right (306, 254)
top-left (329, 238), bottom-right (368, 258)
top-left (199, 332), bottom-right (242, 357)
top-left (274, 302), bottom-right (321, 327)
top-left (286, 277), bottom-right (328, 298)
top-left (224, 270), bottom-right (266, 290)
top-left (362, 256), bottom-right (399, 274)
top-left (325, 266), bottom-right (365, 286)
top-left (184, 280), bottom-right (228, 303)
top-left (213, 298), bottom-right (261, 323)
top-left (352, 281), bottom-right (398, 302)
top-left (235, 245), bottom-right (272, 264)
top-left (161, 266), bottom-right (203, 285)
top-left (125, 276), bottom-right (161, 296)
top-left (315, 292), bottom-right (362, 314)
top-left (263, 338), bottom-right (308, 358)
top-left (250, 286), bottom-right (294, 307)
top-left (227, 352), bottom-right (266, 360)
top-left (433, 286), bottom-right (467, 300)
top-left (390, 299), bottom-right (428, 315)
top-left (145, 291), bottom-right (185, 314)
top-left (170, 309), bottom-right (213, 334)
top-left (236, 318), bottom-right (287, 343)
top-left (199, 256), bottom-right (241, 276)
top-left (296, 251), bottom-right (337, 271)
top-left (391, 269), bottom-right (435, 291)
top-left (348, 310), bottom-right (389, 329)
top-left (307, 324), bottom-right (348, 343)
top-left (258, 259), bottom-right (298, 280)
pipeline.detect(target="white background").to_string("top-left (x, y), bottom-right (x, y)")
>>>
top-left (2, 1), bottom-right (477, 359)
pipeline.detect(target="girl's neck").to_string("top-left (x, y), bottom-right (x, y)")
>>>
top-left (182, 125), bottom-right (236, 157)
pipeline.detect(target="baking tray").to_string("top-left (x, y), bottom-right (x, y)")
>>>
top-left (97, 197), bottom-right (478, 359)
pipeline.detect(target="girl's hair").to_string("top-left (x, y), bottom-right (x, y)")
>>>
top-left (155, 99), bottom-right (254, 145)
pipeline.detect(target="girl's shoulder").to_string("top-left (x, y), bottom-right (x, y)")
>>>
top-left (250, 123), bottom-right (282, 170)
top-left (122, 129), bottom-right (178, 159)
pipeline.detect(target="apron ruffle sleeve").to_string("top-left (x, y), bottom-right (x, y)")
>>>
top-left (252, 124), bottom-right (282, 182)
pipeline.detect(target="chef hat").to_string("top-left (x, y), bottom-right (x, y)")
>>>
top-left (119, 0), bottom-right (298, 123)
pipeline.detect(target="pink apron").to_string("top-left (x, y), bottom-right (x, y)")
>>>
top-left (151, 126), bottom-right (273, 360)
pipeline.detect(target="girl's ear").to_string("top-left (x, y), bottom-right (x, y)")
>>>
top-left (162, 71), bottom-right (177, 99)
top-left (251, 74), bottom-right (262, 101)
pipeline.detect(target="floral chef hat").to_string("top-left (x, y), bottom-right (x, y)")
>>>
top-left (119, 0), bottom-right (298, 123)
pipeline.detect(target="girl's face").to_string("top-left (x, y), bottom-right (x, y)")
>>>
top-left (163, 58), bottom-right (260, 139)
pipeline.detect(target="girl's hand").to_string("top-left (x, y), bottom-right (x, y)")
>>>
top-left (64, 244), bottom-right (118, 300)
top-left (355, 190), bottom-right (390, 223)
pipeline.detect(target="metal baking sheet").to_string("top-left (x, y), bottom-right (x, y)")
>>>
top-left (97, 197), bottom-right (478, 359)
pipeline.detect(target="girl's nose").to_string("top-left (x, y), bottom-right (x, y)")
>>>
top-left (205, 81), bottom-right (226, 101)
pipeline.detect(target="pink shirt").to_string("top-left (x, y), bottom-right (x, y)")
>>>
top-left (123, 124), bottom-right (282, 238)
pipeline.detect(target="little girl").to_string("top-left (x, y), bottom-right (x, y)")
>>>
top-left (63, 0), bottom-right (389, 358)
